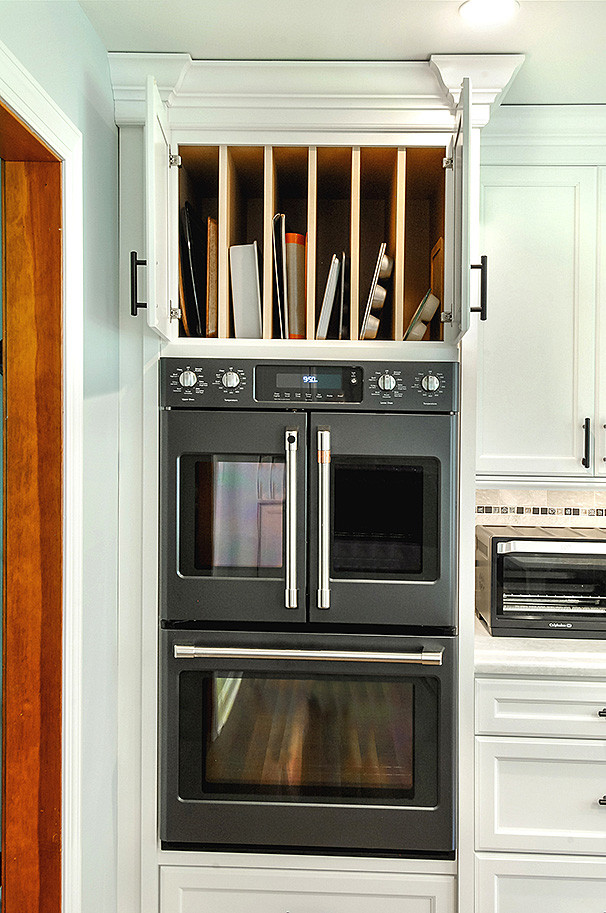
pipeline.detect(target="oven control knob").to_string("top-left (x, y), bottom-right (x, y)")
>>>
top-left (222, 371), bottom-right (241, 389)
top-left (378, 373), bottom-right (396, 391)
top-left (421, 374), bottom-right (440, 392)
top-left (179, 370), bottom-right (198, 388)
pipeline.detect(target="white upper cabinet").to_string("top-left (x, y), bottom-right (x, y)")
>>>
top-left (145, 76), bottom-right (174, 340)
top-left (109, 55), bottom-right (523, 350)
top-left (444, 78), bottom-right (471, 345)
top-left (477, 165), bottom-right (599, 477)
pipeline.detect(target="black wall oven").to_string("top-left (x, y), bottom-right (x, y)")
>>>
top-left (159, 358), bottom-right (459, 856)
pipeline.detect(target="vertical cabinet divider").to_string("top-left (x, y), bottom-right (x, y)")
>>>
top-left (393, 148), bottom-right (407, 341)
top-left (218, 145), bottom-right (232, 338)
top-left (306, 147), bottom-right (318, 340)
top-left (263, 146), bottom-right (275, 339)
top-left (350, 147), bottom-right (361, 340)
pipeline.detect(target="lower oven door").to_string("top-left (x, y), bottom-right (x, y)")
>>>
top-left (160, 630), bottom-right (456, 856)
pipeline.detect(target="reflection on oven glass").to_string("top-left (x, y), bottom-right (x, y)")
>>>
top-left (204, 676), bottom-right (414, 796)
top-left (194, 457), bottom-right (285, 571)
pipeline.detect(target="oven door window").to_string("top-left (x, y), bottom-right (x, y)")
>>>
top-left (498, 552), bottom-right (606, 617)
top-left (179, 455), bottom-right (285, 578)
top-left (331, 458), bottom-right (440, 580)
top-left (178, 671), bottom-right (439, 806)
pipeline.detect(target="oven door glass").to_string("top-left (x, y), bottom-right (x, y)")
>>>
top-left (178, 670), bottom-right (438, 806)
top-left (180, 454), bottom-right (285, 578)
top-left (331, 458), bottom-right (439, 580)
top-left (498, 552), bottom-right (606, 618)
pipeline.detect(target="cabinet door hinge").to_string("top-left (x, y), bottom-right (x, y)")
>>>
top-left (442, 156), bottom-right (453, 170)
top-left (169, 303), bottom-right (182, 321)
top-left (169, 152), bottom-right (182, 168)
top-left (441, 310), bottom-right (453, 323)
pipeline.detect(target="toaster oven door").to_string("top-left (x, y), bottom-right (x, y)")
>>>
top-left (496, 539), bottom-right (606, 633)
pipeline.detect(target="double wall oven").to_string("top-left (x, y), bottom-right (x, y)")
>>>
top-left (159, 358), bottom-right (459, 857)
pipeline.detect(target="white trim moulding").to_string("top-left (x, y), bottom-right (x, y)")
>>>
top-left (0, 36), bottom-right (84, 913)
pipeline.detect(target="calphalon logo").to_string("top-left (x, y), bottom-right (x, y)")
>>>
top-left (549, 622), bottom-right (573, 628)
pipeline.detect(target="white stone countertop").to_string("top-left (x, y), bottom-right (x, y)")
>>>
top-left (474, 616), bottom-right (606, 678)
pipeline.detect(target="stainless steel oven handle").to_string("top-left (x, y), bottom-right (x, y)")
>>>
top-left (497, 540), bottom-right (606, 556)
top-left (317, 429), bottom-right (331, 609)
top-left (173, 645), bottom-right (444, 665)
top-left (285, 429), bottom-right (298, 609)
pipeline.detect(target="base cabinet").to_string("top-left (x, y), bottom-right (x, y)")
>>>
top-left (475, 676), bottom-right (606, 912)
top-left (476, 854), bottom-right (606, 913)
top-left (160, 867), bottom-right (457, 913)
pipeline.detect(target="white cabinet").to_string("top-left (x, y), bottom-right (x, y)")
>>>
top-left (109, 56), bottom-right (496, 350)
top-left (160, 867), bottom-right (456, 913)
top-left (475, 676), bottom-right (606, 912)
top-left (476, 854), bottom-right (606, 913)
top-left (476, 736), bottom-right (606, 854)
top-left (477, 165), bottom-right (601, 478)
top-left (476, 678), bottom-right (606, 739)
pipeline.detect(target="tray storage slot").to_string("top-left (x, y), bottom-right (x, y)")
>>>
top-left (404, 148), bottom-right (446, 341)
top-left (177, 145), bottom-right (220, 338)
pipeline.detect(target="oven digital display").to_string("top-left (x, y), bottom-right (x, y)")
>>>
top-left (276, 371), bottom-right (341, 391)
top-left (255, 364), bottom-right (363, 402)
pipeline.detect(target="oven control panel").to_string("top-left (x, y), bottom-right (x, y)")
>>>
top-left (160, 359), bottom-right (459, 412)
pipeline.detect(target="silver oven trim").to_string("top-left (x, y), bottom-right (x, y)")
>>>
top-left (173, 645), bottom-right (444, 666)
top-left (497, 540), bottom-right (606, 556)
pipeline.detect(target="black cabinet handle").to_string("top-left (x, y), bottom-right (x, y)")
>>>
top-left (598, 796), bottom-right (606, 806)
top-left (598, 708), bottom-right (606, 718)
top-left (582, 417), bottom-right (591, 468)
top-left (130, 250), bottom-right (147, 316)
top-left (470, 255), bottom-right (488, 321)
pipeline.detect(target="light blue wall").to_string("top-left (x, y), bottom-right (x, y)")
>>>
top-left (0, 3), bottom-right (119, 911)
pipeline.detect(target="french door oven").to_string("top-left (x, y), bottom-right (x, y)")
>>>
top-left (160, 359), bottom-right (458, 630)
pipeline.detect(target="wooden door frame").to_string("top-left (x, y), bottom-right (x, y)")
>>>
top-left (0, 38), bottom-right (83, 913)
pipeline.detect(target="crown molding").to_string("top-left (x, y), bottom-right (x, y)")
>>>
top-left (430, 53), bottom-right (525, 127)
top-left (108, 53), bottom-right (524, 131)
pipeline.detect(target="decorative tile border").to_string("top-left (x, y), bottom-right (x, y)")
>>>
top-left (475, 489), bottom-right (606, 527)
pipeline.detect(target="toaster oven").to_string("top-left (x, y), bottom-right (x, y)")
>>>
top-left (476, 526), bottom-right (606, 638)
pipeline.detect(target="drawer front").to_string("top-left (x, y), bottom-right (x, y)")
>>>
top-left (476, 854), bottom-right (606, 913)
top-left (476, 678), bottom-right (606, 739)
top-left (476, 737), bottom-right (606, 854)
top-left (160, 868), bottom-right (456, 913)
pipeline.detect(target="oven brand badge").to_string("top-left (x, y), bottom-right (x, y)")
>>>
top-left (548, 622), bottom-right (573, 628)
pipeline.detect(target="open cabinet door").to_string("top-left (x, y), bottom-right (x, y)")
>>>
top-left (145, 75), bottom-right (175, 340)
top-left (443, 77), bottom-right (471, 344)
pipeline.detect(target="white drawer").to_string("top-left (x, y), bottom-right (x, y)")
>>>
top-left (160, 867), bottom-right (456, 913)
top-left (476, 736), bottom-right (606, 854)
top-left (476, 678), bottom-right (606, 739)
top-left (476, 853), bottom-right (606, 913)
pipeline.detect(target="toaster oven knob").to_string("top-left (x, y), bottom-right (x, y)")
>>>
top-left (179, 370), bottom-right (198, 388)
top-left (222, 370), bottom-right (241, 389)
top-left (421, 374), bottom-right (440, 392)
top-left (378, 373), bottom-right (396, 391)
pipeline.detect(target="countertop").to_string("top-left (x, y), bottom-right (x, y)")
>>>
top-left (474, 616), bottom-right (606, 678)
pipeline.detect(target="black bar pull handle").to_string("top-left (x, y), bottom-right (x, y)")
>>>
top-left (598, 708), bottom-right (606, 718)
top-left (598, 796), bottom-right (606, 806)
top-left (470, 255), bottom-right (488, 321)
top-left (582, 417), bottom-right (591, 468)
top-left (130, 250), bottom-right (147, 316)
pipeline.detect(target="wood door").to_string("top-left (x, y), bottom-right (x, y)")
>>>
top-left (1, 99), bottom-right (63, 913)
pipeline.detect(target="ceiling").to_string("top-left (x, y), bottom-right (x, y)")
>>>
top-left (78, 0), bottom-right (606, 106)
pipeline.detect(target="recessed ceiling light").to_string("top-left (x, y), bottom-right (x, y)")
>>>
top-left (458, 0), bottom-right (520, 25)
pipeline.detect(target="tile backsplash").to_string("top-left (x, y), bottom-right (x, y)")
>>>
top-left (476, 489), bottom-right (606, 527)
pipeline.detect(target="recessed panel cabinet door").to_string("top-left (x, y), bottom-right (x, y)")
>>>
top-left (444, 77), bottom-right (471, 344)
top-left (145, 75), bottom-right (175, 340)
top-left (477, 165), bottom-right (597, 476)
